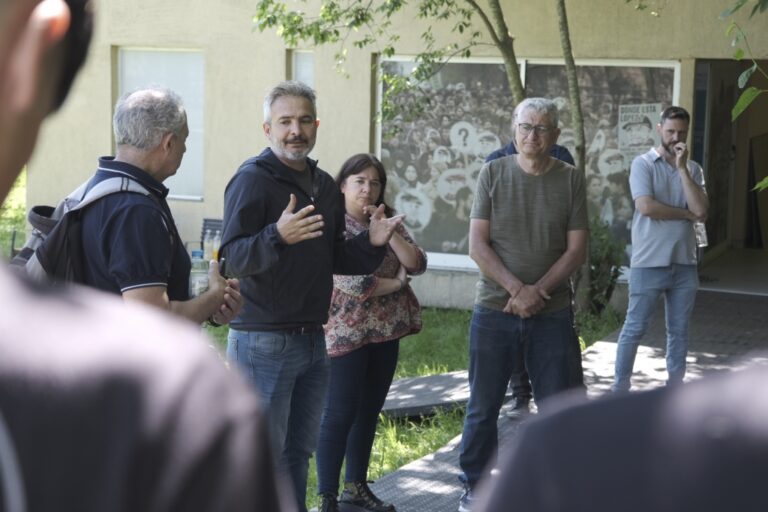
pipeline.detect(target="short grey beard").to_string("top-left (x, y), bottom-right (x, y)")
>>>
top-left (274, 146), bottom-right (311, 162)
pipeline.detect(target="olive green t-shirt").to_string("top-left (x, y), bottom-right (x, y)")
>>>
top-left (470, 155), bottom-right (588, 313)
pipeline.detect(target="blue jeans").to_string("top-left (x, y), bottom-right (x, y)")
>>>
top-left (316, 340), bottom-right (400, 495)
top-left (459, 305), bottom-right (582, 487)
top-left (227, 328), bottom-right (330, 512)
top-left (613, 264), bottom-right (698, 392)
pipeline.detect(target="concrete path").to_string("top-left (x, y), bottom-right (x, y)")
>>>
top-left (362, 290), bottom-right (768, 512)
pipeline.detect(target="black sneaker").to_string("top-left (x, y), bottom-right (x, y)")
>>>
top-left (339, 481), bottom-right (395, 512)
top-left (505, 397), bottom-right (531, 419)
top-left (319, 493), bottom-right (340, 512)
top-left (458, 485), bottom-right (475, 512)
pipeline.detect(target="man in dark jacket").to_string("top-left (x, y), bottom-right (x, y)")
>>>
top-left (220, 80), bottom-right (402, 512)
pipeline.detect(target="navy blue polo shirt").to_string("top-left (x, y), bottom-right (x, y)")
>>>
top-left (485, 142), bottom-right (575, 165)
top-left (80, 157), bottom-right (191, 300)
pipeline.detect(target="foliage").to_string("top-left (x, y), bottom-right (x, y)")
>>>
top-left (720, 0), bottom-right (768, 18)
top-left (0, 172), bottom-right (26, 259)
top-left (721, 0), bottom-right (768, 191)
top-left (623, 0), bottom-right (668, 17)
top-left (583, 216), bottom-right (624, 315)
top-left (369, 407), bottom-right (465, 479)
top-left (251, 0), bottom-right (586, 156)
top-left (254, 0), bottom-right (497, 123)
top-left (576, 306), bottom-right (623, 349)
top-left (723, 22), bottom-right (768, 122)
top-left (303, 406), bottom-right (465, 510)
top-left (395, 307), bottom-right (471, 377)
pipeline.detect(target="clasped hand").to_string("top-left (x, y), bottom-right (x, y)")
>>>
top-left (503, 285), bottom-right (550, 318)
top-left (207, 260), bottom-right (243, 325)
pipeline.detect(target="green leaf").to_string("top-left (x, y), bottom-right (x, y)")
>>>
top-left (754, 177), bottom-right (768, 192)
top-left (731, 86), bottom-right (762, 121)
top-left (733, 47), bottom-right (745, 60)
top-left (720, 0), bottom-right (748, 19)
top-left (738, 63), bottom-right (757, 88)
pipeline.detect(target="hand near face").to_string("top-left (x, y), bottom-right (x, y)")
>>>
top-left (674, 142), bottom-right (689, 171)
top-left (366, 204), bottom-right (404, 247)
top-left (276, 193), bottom-right (324, 245)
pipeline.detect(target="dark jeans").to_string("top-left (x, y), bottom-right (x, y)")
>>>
top-left (510, 314), bottom-right (584, 402)
top-left (459, 305), bottom-right (584, 487)
top-left (316, 339), bottom-right (400, 495)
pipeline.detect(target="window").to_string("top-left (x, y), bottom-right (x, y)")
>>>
top-left (290, 50), bottom-right (315, 87)
top-left (118, 48), bottom-right (205, 200)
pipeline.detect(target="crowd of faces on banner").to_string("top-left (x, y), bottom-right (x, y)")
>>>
top-left (380, 61), bottom-right (675, 266)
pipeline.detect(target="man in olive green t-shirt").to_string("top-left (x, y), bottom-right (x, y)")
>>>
top-left (457, 98), bottom-right (588, 512)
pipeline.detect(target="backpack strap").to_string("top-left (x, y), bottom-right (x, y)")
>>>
top-left (73, 176), bottom-right (151, 211)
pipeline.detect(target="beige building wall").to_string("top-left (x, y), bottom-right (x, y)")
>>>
top-left (25, 0), bottom-right (767, 306)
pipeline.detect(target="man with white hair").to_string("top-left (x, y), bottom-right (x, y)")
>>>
top-left (458, 97), bottom-right (588, 512)
top-left (79, 87), bottom-right (243, 326)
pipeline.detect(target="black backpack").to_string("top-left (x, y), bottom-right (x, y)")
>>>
top-left (10, 177), bottom-right (150, 284)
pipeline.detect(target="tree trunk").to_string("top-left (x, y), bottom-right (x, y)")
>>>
top-left (555, 0), bottom-right (585, 173)
top-left (483, 0), bottom-right (525, 103)
top-left (555, 0), bottom-right (589, 312)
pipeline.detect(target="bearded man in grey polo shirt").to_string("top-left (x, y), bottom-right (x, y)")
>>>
top-left (612, 106), bottom-right (709, 392)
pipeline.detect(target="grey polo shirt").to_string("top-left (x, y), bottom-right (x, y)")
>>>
top-left (629, 148), bottom-right (705, 267)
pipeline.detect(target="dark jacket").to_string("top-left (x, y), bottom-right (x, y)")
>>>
top-left (485, 142), bottom-right (575, 165)
top-left (220, 148), bottom-right (385, 330)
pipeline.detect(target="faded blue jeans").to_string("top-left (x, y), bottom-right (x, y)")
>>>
top-left (459, 305), bottom-right (583, 487)
top-left (613, 264), bottom-right (699, 392)
top-left (227, 328), bottom-right (330, 512)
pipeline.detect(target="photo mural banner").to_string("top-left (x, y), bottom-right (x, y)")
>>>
top-left (380, 59), bottom-right (676, 267)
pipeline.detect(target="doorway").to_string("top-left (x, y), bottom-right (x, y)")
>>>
top-left (694, 59), bottom-right (768, 296)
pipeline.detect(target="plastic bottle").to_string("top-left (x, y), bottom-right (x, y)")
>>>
top-left (203, 229), bottom-right (213, 261)
top-left (189, 249), bottom-right (209, 297)
top-left (212, 230), bottom-right (221, 261)
top-left (694, 221), bottom-right (708, 248)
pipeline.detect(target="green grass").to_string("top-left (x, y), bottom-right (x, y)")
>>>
top-left (395, 307), bottom-right (471, 378)
top-left (207, 305), bottom-right (622, 510)
top-left (0, 171), bottom-right (26, 260)
top-left (576, 306), bottom-right (624, 349)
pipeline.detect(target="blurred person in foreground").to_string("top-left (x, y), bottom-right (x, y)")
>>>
top-left (0, 1), bottom-right (290, 510)
top-left (474, 363), bottom-right (768, 512)
top-left (316, 154), bottom-right (427, 512)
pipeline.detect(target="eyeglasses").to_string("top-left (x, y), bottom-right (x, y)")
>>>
top-left (516, 123), bottom-right (553, 136)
